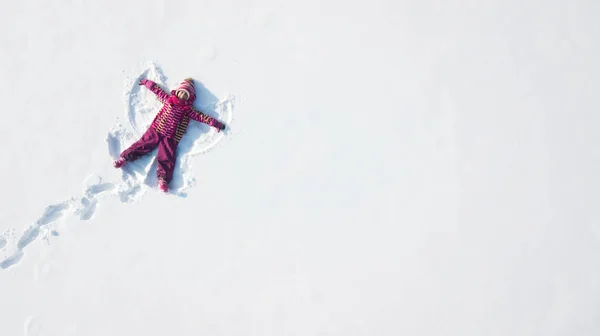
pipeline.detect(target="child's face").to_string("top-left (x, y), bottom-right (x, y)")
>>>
top-left (176, 90), bottom-right (190, 100)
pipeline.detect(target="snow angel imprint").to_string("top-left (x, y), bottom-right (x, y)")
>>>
top-left (113, 78), bottom-right (226, 192)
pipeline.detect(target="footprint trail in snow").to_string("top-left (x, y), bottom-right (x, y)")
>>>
top-left (0, 61), bottom-right (235, 270)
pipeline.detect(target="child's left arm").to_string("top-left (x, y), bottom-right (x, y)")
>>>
top-left (189, 108), bottom-right (226, 132)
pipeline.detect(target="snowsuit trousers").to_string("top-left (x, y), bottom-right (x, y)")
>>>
top-left (120, 127), bottom-right (178, 184)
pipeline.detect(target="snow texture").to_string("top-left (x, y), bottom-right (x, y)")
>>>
top-left (1, 1), bottom-right (600, 335)
top-left (0, 62), bottom-right (234, 269)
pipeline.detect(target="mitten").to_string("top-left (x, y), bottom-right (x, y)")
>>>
top-left (214, 121), bottom-right (226, 132)
top-left (138, 79), bottom-right (155, 90)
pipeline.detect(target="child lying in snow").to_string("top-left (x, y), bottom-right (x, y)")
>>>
top-left (113, 78), bottom-right (226, 192)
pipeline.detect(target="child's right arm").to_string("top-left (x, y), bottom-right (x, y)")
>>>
top-left (139, 79), bottom-right (170, 104)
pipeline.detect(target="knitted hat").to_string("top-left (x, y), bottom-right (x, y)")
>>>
top-left (176, 78), bottom-right (196, 101)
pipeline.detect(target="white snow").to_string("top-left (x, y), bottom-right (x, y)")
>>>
top-left (1, 0), bottom-right (600, 335)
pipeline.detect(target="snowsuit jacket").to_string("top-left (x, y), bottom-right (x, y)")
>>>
top-left (144, 80), bottom-right (223, 142)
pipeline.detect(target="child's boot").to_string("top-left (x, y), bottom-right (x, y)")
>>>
top-left (113, 157), bottom-right (127, 168)
top-left (158, 179), bottom-right (169, 193)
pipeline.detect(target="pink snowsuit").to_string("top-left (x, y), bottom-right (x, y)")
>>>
top-left (120, 79), bottom-right (225, 184)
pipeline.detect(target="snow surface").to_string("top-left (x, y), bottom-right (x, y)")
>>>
top-left (1, 0), bottom-right (600, 335)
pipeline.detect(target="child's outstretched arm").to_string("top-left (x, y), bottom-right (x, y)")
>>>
top-left (139, 79), bottom-right (170, 104)
top-left (189, 108), bottom-right (226, 132)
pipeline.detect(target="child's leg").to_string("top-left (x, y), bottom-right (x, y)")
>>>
top-left (120, 128), bottom-right (161, 162)
top-left (156, 136), bottom-right (179, 184)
